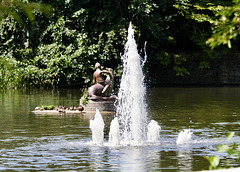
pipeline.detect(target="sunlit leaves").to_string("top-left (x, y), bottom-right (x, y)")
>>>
top-left (0, 0), bottom-right (52, 25)
top-left (0, 0), bottom-right (193, 88)
top-left (217, 144), bottom-right (230, 153)
top-left (205, 155), bottom-right (220, 170)
top-left (173, 66), bottom-right (189, 76)
top-left (206, 132), bottom-right (240, 170)
top-left (206, 0), bottom-right (240, 49)
top-left (226, 132), bottom-right (235, 142)
top-left (158, 51), bottom-right (170, 65)
top-left (129, 0), bottom-right (158, 15)
top-left (173, 54), bottom-right (189, 76)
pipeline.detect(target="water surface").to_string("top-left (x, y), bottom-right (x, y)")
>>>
top-left (0, 87), bottom-right (239, 171)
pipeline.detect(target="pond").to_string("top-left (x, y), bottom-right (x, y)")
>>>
top-left (0, 87), bottom-right (239, 171)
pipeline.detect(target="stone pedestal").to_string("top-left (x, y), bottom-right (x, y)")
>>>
top-left (81, 97), bottom-right (116, 112)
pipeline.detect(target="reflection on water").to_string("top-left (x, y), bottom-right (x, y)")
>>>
top-left (177, 147), bottom-right (192, 171)
top-left (120, 147), bottom-right (146, 171)
top-left (0, 87), bottom-right (240, 171)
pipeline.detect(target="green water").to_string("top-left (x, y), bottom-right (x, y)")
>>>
top-left (0, 87), bottom-right (239, 171)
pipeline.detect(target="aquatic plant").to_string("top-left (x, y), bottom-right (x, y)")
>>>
top-left (205, 132), bottom-right (240, 170)
top-left (39, 105), bottom-right (55, 110)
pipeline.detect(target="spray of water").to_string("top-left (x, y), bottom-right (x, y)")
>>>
top-left (176, 129), bottom-right (192, 145)
top-left (90, 23), bottom-right (161, 146)
top-left (147, 120), bottom-right (161, 142)
top-left (115, 22), bottom-right (148, 145)
top-left (108, 117), bottom-right (120, 146)
top-left (89, 109), bottom-right (105, 145)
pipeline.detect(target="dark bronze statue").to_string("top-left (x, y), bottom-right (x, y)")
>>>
top-left (87, 62), bottom-right (114, 99)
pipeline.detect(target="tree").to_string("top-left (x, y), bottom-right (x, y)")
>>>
top-left (0, 0), bottom-right (51, 25)
top-left (207, 0), bottom-right (240, 49)
top-left (172, 0), bottom-right (236, 74)
top-left (0, 0), bottom-right (52, 88)
top-left (3, 0), bottom-right (236, 88)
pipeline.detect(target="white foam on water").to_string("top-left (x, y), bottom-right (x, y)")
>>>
top-left (147, 120), bottom-right (161, 142)
top-left (176, 129), bottom-right (193, 145)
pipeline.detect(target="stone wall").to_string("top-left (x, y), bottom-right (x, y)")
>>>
top-left (154, 53), bottom-right (240, 85)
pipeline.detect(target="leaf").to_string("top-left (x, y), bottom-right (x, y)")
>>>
top-left (227, 40), bottom-right (231, 48)
top-left (217, 144), bottom-right (229, 153)
top-left (199, 61), bottom-right (210, 69)
top-left (226, 132), bottom-right (234, 142)
top-left (207, 156), bottom-right (220, 169)
top-left (227, 149), bottom-right (237, 157)
top-left (173, 66), bottom-right (190, 76)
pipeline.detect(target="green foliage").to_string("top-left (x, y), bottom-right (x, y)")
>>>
top-left (206, 155), bottom-right (220, 170)
top-left (0, 1), bottom-right (129, 88)
top-left (205, 132), bottom-right (240, 170)
top-left (0, 0), bottom-right (52, 25)
top-left (173, 66), bottom-right (190, 76)
top-left (1, 0), bottom-right (176, 88)
top-left (173, 1), bottom-right (233, 63)
top-left (0, 53), bottom-right (26, 88)
top-left (39, 105), bottom-right (55, 110)
top-left (199, 61), bottom-right (210, 69)
top-left (207, 0), bottom-right (240, 49)
top-left (173, 54), bottom-right (189, 76)
top-left (0, 17), bottom-right (22, 55)
top-left (174, 0), bottom-right (240, 50)
top-left (2, 0), bottom-right (240, 88)
top-left (158, 51), bottom-right (170, 66)
top-left (80, 88), bottom-right (88, 105)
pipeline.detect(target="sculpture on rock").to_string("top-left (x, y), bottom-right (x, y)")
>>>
top-left (87, 62), bottom-right (114, 99)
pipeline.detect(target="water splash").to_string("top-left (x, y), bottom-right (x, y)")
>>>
top-left (108, 117), bottom-right (120, 146)
top-left (89, 23), bottom-right (161, 146)
top-left (176, 129), bottom-right (192, 145)
top-left (116, 22), bottom-right (147, 145)
top-left (89, 109), bottom-right (105, 145)
top-left (147, 120), bottom-right (161, 142)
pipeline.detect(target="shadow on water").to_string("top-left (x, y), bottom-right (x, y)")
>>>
top-left (0, 87), bottom-right (240, 171)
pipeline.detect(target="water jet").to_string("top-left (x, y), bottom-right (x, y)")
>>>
top-left (176, 129), bottom-right (192, 145)
top-left (89, 108), bottom-right (105, 145)
top-left (89, 22), bottom-right (161, 146)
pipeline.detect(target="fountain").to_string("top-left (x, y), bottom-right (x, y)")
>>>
top-left (108, 117), bottom-right (120, 146)
top-left (115, 22), bottom-right (152, 145)
top-left (90, 22), bottom-right (161, 146)
top-left (147, 120), bottom-right (161, 142)
top-left (89, 108), bottom-right (105, 145)
top-left (176, 129), bottom-right (192, 145)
